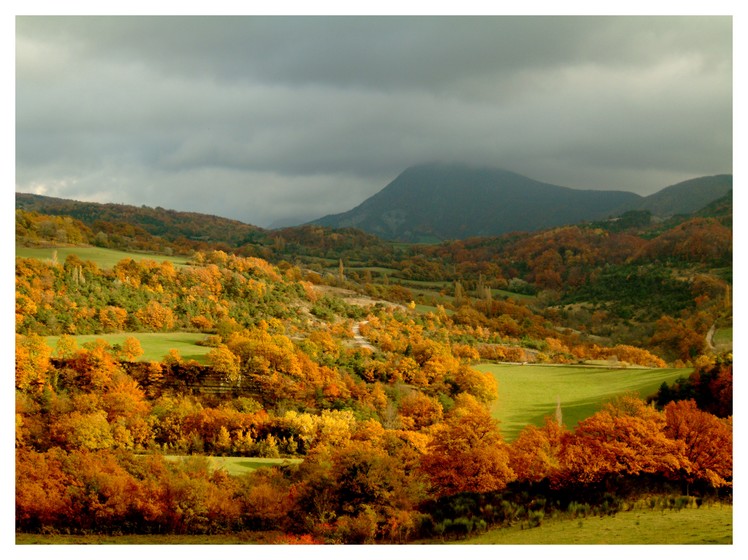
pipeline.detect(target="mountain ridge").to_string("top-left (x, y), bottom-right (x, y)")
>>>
top-left (16, 164), bottom-right (732, 245)
top-left (311, 163), bottom-right (731, 241)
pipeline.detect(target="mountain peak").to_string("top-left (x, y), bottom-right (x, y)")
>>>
top-left (312, 164), bottom-right (640, 241)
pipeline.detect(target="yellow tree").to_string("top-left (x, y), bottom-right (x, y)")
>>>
top-left (16, 334), bottom-right (52, 393)
top-left (51, 410), bottom-right (114, 451)
top-left (99, 306), bottom-right (128, 332)
top-left (397, 392), bottom-right (443, 431)
top-left (54, 334), bottom-right (79, 359)
top-left (207, 344), bottom-right (242, 383)
top-left (135, 300), bottom-right (175, 331)
top-left (119, 337), bottom-right (144, 362)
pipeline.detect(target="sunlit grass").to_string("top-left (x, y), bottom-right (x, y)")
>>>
top-left (44, 332), bottom-right (212, 364)
top-left (713, 327), bottom-right (732, 347)
top-left (477, 363), bottom-right (690, 440)
top-left (460, 503), bottom-right (732, 545)
top-left (16, 244), bottom-right (190, 269)
top-left (164, 455), bottom-right (303, 477)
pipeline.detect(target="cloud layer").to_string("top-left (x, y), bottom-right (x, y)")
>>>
top-left (16, 16), bottom-right (732, 227)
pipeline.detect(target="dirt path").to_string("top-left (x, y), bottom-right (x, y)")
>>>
top-left (351, 320), bottom-right (376, 351)
top-left (706, 323), bottom-right (717, 352)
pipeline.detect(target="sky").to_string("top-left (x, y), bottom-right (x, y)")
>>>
top-left (14, 13), bottom-right (733, 228)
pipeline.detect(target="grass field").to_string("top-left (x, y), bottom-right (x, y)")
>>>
top-left (165, 455), bottom-right (302, 477)
top-left (460, 503), bottom-right (732, 544)
top-left (16, 245), bottom-right (190, 269)
top-left (492, 288), bottom-right (536, 301)
top-left (477, 363), bottom-right (690, 440)
top-left (714, 327), bottom-right (733, 349)
top-left (44, 332), bottom-right (212, 364)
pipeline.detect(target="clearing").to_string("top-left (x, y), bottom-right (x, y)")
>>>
top-left (477, 363), bottom-right (690, 440)
top-left (16, 244), bottom-right (190, 269)
top-left (44, 331), bottom-right (212, 364)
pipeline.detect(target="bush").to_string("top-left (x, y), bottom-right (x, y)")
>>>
top-left (447, 516), bottom-right (474, 536)
top-left (528, 510), bottom-right (544, 528)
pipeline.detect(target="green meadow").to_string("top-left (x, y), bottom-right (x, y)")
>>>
top-left (477, 363), bottom-right (690, 440)
top-left (714, 327), bottom-right (732, 349)
top-left (460, 503), bottom-right (732, 545)
top-left (16, 244), bottom-right (190, 269)
top-left (44, 332), bottom-right (212, 364)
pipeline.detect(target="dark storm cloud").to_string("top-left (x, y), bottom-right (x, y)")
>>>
top-left (15, 16), bottom-right (732, 227)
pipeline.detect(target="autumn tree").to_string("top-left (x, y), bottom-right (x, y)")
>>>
top-left (556, 395), bottom-right (687, 486)
top-left (207, 344), bottom-right (242, 383)
top-left (99, 305), bottom-right (128, 332)
top-left (118, 336), bottom-right (144, 362)
top-left (66, 340), bottom-right (122, 391)
top-left (50, 410), bottom-right (114, 451)
top-left (16, 448), bottom-right (74, 531)
top-left (448, 364), bottom-right (498, 404)
top-left (135, 300), bottom-right (176, 331)
top-left (16, 334), bottom-right (53, 393)
top-left (509, 416), bottom-right (567, 483)
top-left (397, 392), bottom-right (443, 430)
top-left (420, 393), bottom-right (514, 497)
top-left (663, 399), bottom-right (732, 488)
top-left (54, 334), bottom-right (79, 359)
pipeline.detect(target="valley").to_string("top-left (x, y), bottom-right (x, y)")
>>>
top-left (14, 173), bottom-right (732, 544)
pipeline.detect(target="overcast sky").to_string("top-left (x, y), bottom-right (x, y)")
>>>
top-left (15, 15), bottom-right (732, 228)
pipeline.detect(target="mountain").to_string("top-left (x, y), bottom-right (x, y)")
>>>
top-left (636, 175), bottom-right (732, 217)
top-left (311, 164), bottom-right (732, 241)
top-left (311, 163), bottom-right (641, 241)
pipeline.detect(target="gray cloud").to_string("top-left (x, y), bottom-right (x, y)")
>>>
top-left (15, 16), bottom-right (732, 227)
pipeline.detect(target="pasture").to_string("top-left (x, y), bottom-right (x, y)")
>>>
top-left (16, 244), bottom-right (190, 269)
top-left (165, 455), bottom-right (302, 477)
top-left (44, 332), bottom-right (212, 364)
top-left (477, 363), bottom-right (690, 440)
top-left (461, 503), bottom-right (732, 544)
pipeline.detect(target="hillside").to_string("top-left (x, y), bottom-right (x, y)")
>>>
top-left (311, 164), bottom-right (732, 241)
top-left (636, 175), bottom-right (732, 217)
top-left (15, 192), bottom-right (267, 247)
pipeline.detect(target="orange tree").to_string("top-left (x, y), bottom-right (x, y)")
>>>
top-left (420, 393), bottom-right (514, 498)
top-left (554, 395), bottom-right (688, 487)
top-left (663, 399), bottom-right (732, 489)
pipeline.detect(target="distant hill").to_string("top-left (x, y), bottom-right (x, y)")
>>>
top-left (311, 164), bottom-right (641, 241)
top-left (636, 175), bottom-right (732, 217)
top-left (15, 193), bottom-right (267, 247)
top-left (311, 164), bottom-right (732, 241)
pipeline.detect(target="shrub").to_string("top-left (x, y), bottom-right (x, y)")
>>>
top-left (528, 510), bottom-right (545, 528)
